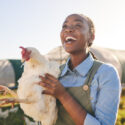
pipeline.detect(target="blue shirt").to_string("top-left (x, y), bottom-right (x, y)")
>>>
top-left (59, 53), bottom-right (121, 125)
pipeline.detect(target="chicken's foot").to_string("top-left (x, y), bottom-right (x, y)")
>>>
top-left (0, 85), bottom-right (35, 107)
top-left (0, 85), bottom-right (17, 97)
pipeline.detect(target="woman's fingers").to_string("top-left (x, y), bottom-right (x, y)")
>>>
top-left (42, 90), bottom-right (54, 95)
top-left (39, 74), bottom-right (58, 87)
top-left (38, 81), bottom-right (53, 89)
top-left (39, 75), bottom-right (53, 84)
top-left (45, 73), bottom-right (57, 82)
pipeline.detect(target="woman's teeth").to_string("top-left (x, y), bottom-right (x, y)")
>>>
top-left (66, 36), bottom-right (77, 41)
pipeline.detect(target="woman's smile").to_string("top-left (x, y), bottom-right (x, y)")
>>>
top-left (63, 36), bottom-right (77, 46)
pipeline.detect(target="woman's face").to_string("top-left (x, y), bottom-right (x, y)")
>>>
top-left (60, 14), bottom-right (90, 54)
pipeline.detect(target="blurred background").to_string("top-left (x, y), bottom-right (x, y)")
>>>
top-left (0, 0), bottom-right (125, 125)
top-left (0, 0), bottom-right (125, 59)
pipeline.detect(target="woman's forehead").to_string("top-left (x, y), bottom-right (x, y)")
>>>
top-left (64, 14), bottom-right (86, 24)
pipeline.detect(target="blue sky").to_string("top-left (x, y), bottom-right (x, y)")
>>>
top-left (0, 0), bottom-right (125, 59)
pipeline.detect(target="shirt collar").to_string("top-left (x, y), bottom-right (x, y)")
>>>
top-left (60, 53), bottom-right (94, 77)
top-left (60, 57), bottom-right (70, 77)
top-left (75, 53), bottom-right (94, 77)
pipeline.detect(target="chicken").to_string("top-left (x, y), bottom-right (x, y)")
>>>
top-left (0, 46), bottom-right (60, 125)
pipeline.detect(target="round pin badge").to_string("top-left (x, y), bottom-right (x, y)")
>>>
top-left (83, 85), bottom-right (89, 91)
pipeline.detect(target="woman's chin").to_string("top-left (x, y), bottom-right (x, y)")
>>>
top-left (64, 48), bottom-right (77, 55)
top-left (63, 44), bottom-right (81, 54)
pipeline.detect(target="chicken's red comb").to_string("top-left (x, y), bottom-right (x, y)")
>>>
top-left (19, 46), bottom-right (31, 61)
top-left (19, 46), bottom-right (27, 56)
top-left (19, 46), bottom-right (25, 50)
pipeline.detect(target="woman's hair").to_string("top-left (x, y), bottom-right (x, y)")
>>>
top-left (79, 14), bottom-right (95, 47)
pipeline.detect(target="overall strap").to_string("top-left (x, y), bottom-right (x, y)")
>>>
top-left (81, 60), bottom-right (103, 116)
top-left (84, 60), bottom-right (103, 87)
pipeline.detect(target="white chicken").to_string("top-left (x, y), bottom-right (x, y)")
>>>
top-left (0, 46), bottom-right (60, 125)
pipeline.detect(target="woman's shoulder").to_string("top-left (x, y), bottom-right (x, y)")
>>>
top-left (97, 61), bottom-right (119, 75)
top-left (94, 62), bottom-right (121, 89)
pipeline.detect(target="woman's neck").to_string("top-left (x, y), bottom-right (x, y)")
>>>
top-left (69, 50), bottom-right (89, 70)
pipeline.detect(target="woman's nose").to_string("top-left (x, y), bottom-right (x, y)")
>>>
top-left (65, 25), bottom-right (74, 32)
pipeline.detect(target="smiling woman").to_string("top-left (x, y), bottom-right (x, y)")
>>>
top-left (37, 13), bottom-right (121, 125)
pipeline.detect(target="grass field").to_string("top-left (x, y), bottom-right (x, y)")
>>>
top-left (116, 88), bottom-right (125, 125)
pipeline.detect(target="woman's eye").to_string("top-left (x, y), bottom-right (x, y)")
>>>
top-left (62, 25), bottom-right (67, 29)
top-left (75, 24), bottom-right (82, 28)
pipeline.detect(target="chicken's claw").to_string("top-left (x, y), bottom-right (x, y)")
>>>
top-left (0, 85), bottom-right (8, 95)
top-left (0, 98), bottom-right (16, 108)
top-left (0, 85), bottom-right (17, 97)
top-left (0, 85), bottom-right (33, 107)
top-left (0, 85), bottom-right (18, 108)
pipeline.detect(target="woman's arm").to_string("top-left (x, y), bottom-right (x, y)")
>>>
top-left (84, 65), bottom-right (121, 125)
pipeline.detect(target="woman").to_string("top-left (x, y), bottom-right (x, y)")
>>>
top-left (38, 14), bottom-right (121, 125)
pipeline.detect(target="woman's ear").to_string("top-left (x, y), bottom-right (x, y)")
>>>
top-left (88, 34), bottom-right (95, 47)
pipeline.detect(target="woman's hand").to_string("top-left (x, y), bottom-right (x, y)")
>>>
top-left (38, 73), bottom-right (66, 99)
